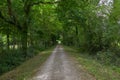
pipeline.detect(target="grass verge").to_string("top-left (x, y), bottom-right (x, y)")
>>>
top-left (0, 47), bottom-right (54, 80)
top-left (64, 46), bottom-right (120, 80)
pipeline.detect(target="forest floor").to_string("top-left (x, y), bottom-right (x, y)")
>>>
top-left (29, 45), bottom-right (96, 80)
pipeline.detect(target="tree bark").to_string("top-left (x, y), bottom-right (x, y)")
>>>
top-left (21, 26), bottom-right (28, 57)
top-left (7, 33), bottom-right (10, 50)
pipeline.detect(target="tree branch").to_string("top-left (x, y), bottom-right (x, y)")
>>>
top-left (0, 11), bottom-right (21, 29)
top-left (30, 1), bottom-right (60, 6)
top-left (0, 11), bottom-right (13, 24)
top-left (5, 0), bottom-right (22, 29)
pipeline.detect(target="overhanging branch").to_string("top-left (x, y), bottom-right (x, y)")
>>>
top-left (0, 11), bottom-right (21, 29)
top-left (0, 11), bottom-right (13, 24)
top-left (30, 1), bottom-right (60, 6)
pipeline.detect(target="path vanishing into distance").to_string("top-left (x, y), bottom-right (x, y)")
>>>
top-left (30, 45), bottom-right (96, 80)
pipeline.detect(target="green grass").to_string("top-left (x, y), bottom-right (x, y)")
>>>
top-left (0, 48), bottom-right (54, 80)
top-left (64, 46), bottom-right (120, 80)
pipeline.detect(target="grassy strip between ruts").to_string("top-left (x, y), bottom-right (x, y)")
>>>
top-left (64, 46), bottom-right (120, 80)
top-left (0, 47), bottom-right (54, 80)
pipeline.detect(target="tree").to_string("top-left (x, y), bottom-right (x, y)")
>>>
top-left (0, 0), bottom-right (59, 56)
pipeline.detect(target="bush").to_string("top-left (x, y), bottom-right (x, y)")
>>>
top-left (96, 50), bottom-right (120, 66)
top-left (0, 46), bottom-right (45, 75)
top-left (27, 46), bottom-right (38, 58)
top-left (0, 49), bottom-right (26, 75)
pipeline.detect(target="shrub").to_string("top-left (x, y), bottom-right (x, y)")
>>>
top-left (96, 50), bottom-right (120, 66)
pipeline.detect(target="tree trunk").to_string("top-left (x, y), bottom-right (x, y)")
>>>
top-left (7, 33), bottom-right (10, 50)
top-left (21, 26), bottom-right (28, 57)
top-left (75, 26), bottom-right (79, 47)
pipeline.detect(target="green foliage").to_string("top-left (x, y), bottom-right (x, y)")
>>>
top-left (56, 0), bottom-right (120, 67)
top-left (110, 0), bottom-right (120, 21)
top-left (0, 0), bottom-right (61, 75)
top-left (0, 48), bottom-right (53, 80)
top-left (0, 46), bottom-right (43, 75)
top-left (64, 46), bottom-right (120, 80)
top-left (57, 0), bottom-right (120, 51)
top-left (0, 49), bottom-right (24, 75)
top-left (96, 51), bottom-right (120, 66)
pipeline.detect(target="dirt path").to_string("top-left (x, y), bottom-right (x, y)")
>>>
top-left (30, 45), bottom-right (96, 80)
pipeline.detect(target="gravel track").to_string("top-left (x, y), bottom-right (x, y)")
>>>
top-left (30, 45), bottom-right (96, 80)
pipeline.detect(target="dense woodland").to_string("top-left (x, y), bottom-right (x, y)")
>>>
top-left (0, 0), bottom-right (120, 76)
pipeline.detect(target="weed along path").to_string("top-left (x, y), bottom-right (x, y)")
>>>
top-left (30, 45), bottom-right (96, 80)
